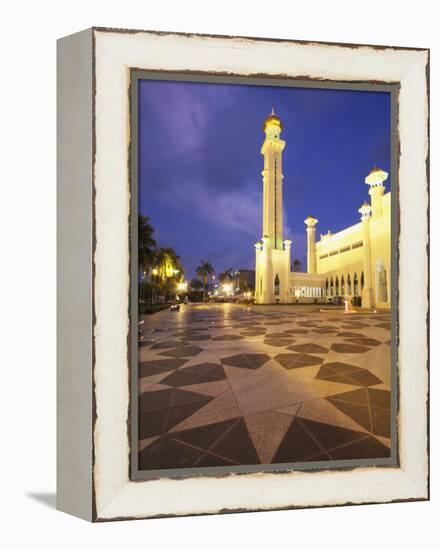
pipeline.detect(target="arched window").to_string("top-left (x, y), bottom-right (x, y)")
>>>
top-left (274, 274), bottom-right (280, 296)
top-left (347, 274), bottom-right (352, 295)
top-left (325, 278), bottom-right (329, 296)
top-left (330, 277), bottom-right (334, 296)
top-left (361, 272), bottom-right (365, 290)
top-left (341, 275), bottom-right (345, 295)
top-left (335, 276), bottom-right (339, 296)
top-left (353, 273), bottom-right (359, 296)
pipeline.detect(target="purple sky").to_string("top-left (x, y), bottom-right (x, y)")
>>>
top-left (138, 79), bottom-right (391, 279)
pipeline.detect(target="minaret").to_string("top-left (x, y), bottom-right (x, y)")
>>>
top-left (255, 109), bottom-right (291, 304)
top-left (365, 167), bottom-right (388, 218)
top-left (359, 201), bottom-right (374, 308)
top-left (304, 215), bottom-right (318, 273)
top-left (261, 108), bottom-right (286, 249)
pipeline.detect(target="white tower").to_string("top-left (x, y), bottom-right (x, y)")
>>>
top-left (304, 215), bottom-right (318, 274)
top-left (255, 110), bottom-right (291, 304)
top-left (365, 167), bottom-right (388, 218)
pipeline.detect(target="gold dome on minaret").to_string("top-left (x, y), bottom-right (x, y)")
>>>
top-left (263, 108), bottom-right (283, 131)
top-left (365, 166), bottom-right (388, 186)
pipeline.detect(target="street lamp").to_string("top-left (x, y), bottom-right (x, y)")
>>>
top-left (177, 281), bottom-right (188, 292)
top-left (151, 268), bottom-right (158, 304)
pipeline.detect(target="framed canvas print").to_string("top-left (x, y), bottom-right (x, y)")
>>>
top-left (57, 27), bottom-right (429, 521)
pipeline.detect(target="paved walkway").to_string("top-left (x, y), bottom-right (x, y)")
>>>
top-left (138, 303), bottom-right (392, 470)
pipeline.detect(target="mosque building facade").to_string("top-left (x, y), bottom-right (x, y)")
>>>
top-left (254, 110), bottom-right (391, 310)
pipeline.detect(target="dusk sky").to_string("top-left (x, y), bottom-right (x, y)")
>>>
top-left (138, 79), bottom-right (391, 280)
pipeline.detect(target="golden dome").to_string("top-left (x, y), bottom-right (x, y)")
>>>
top-left (365, 166), bottom-right (388, 186)
top-left (368, 166), bottom-right (383, 175)
top-left (263, 108), bottom-right (283, 131)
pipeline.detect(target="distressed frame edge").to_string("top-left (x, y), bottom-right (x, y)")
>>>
top-left (56, 27), bottom-right (94, 522)
top-left (55, 27), bottom-right (429, 522)
top-left (129, 70), bottom-right (400, 482)
top-left (93, 29), bottom-right (429, 521)
top-left (91, 25), bottom-right (430, 53)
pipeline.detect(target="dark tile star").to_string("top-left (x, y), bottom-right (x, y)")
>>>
top-left (221, 353), bottom-right (270, 370)
top-left (169, 418), bottom-right (238, 452)
top-left (150, 339), bottom-right (188, 350)
top-left (326, 388), bottom-right (391, 437)
top-left (159, 345), bottom-right (204, 358)
top-left (138, 388), bottom-right (213, 439)
top-left (240, 329), bottom-right (267, 336)
top-left (139, 437), bottom-right (205, 470)
top-left (316, 362), bottom-right (382, 386)
top-left (212, 334), bottom-right (244, 341)
top-left (274, 353), bottom-right (324, 369)
top-left (209, 418), bottom-right (260, 465)
top-left (346, 337), bottom-right (383, 347)
top-left (161, 363), bottom-right (226, 387)
top-left (287, 343), bottom-right (328, 354)
top-left (331, 343), bottom-right (370, 354)
top-left (264, 339), bottom-right (295, 347)
top-left (139, 358), bottom-right (187, 378)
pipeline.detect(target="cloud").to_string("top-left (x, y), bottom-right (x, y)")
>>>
top-left (169, 179), bottom-right (262, 238)
top-left (139, 80), bottom-right (238, 157)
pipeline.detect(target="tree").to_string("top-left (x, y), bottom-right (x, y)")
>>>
top-left (218, 269), bottom-right (234, 284)
top-left (138, 215), bottom-right (156, 300)
top-left (153, 247), bottom-right (184, 302)
top-left (196, 260), bottom-right (214, 301)
top-left (190, 278), bottom-right (203, 290)
top-left (293, 259), bottom-right (302, 272)
top-left (154, 247), bottom-right (183, 281)
top-left (138, 215), bottom-right (156, 272)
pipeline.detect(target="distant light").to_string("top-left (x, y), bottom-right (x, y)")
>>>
top-left (177, 281), bottom-right (188, 292)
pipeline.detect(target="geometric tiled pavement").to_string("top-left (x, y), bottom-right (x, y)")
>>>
top-left (138, 304), bottom-right (392, 470)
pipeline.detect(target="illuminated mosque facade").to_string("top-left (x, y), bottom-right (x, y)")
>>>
top-left (254, 110), bottom-right (391, 310)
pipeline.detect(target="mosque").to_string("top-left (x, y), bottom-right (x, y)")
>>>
top-left (254, 110), bottom-right (391, 310)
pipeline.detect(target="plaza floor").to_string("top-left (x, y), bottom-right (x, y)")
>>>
top-left (138, 303), bottom-right (392, 471)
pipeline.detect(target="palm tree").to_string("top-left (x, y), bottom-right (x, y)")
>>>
top-left (138, 215), bottom-right (156, 300)
top-left (154, 247), bottom-right (182, 280)
top-left (196, 261), bottom-right (214, 301)
top-left (138, 215), bottom-right (156, 272)
top-left (153, 247), bottom-right (184, 302)
top-left (190, 278), bottom-right (203, 291)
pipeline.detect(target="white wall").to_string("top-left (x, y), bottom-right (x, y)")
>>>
top-left (1, 1), bottom-right (438, 549)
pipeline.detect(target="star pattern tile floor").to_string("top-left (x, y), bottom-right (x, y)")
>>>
top-left (138, 304), bottom-right (392, 470)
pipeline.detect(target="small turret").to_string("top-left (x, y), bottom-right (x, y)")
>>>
top-left (359, 201), bottom-right (372, 221)
top-left (365, 167), bottom-right (388, 218)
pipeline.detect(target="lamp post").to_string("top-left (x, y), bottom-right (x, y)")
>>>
top-left (152, 268), bottom-right (158, 304)
top-left (177, 280), bottom-right (188, 302)
top-left (141, 270), bottom-right (147, 301)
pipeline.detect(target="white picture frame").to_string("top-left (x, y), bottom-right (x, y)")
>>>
top-left (57, 27), bottom-right (429, 521)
